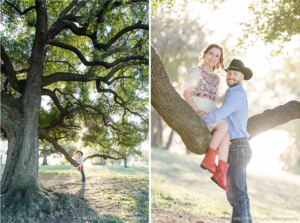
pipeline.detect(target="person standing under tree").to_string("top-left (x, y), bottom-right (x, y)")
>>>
top-left (75, 151), bottom-right (85, 182)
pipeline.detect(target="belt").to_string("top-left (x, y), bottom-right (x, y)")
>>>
top-left (230, 138), bottom-right (248, 144)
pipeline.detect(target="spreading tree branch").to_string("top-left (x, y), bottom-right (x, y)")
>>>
top-left (45, 60), bottom-right (79, 74)
top-left (95, 82), bottom-right (148, 124)
top-left (5, 0), bottom-right (36, 15)
top-left (38, 128), bottom-right (79, 166)
top-left (42, 60), bottom-right (145, 87)
top-left (90, 22), bottom-right (148, 51)
top-left (47, 39), bottom-right (148, 68)
top-left (57, 0), bottom-right (78, 19)
top-left (83, 154), bottom-right (123, 162)
top-left (247, 100), bottom-right (300, 140)
top-left (1, 43), bottom-right (24, 92)
top-left (41, 89), bottom-right (67, 115)
top-left (83, 134), bottom-right (124, 157)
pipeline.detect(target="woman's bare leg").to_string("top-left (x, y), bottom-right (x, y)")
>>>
top-left (209, 122), bottom-right (228, 150)
top-left (217, 132), bottom-right (230, 162)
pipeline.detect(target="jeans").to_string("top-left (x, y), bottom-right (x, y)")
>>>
top-left (81, 164), bottom-right (86, 182)
top-left (226, 140), bottom-right (252, 223)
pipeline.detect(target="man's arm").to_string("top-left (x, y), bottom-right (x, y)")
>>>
top-left (203, 92), bottom-right (242, 124)
top-left (75, 156), bottom-right (82, 162)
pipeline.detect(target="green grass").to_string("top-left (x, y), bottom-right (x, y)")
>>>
top-left (151, 148), bottom-right (300, 222)
top-left (39, 164), bottom-right (149, 178)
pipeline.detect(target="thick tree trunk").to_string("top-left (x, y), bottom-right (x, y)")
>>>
top-left (1, 110), bottom-right (71, 215)
top-left (1, 57), bottom-right (43, 212)
top-left (124, 159), bottom-right (127, 168)
top-left (0, 1), bottom-right (72, 215)
top-left (151, 45), bottom-right (300, 154)
top-left (42, 148), bottom-right (48, 165)
top-left (151, 108), bottom-right (163, 148)
top-left (1, 112), bottom-right (39, 194)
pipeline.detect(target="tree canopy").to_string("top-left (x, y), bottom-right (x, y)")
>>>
top-left (1, 0), bottom-right (149, 164)
top-left (240, 0), bottom-right (300, 50)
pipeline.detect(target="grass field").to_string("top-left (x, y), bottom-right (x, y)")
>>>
top-left (2, 164), bottom-right (149, 223)
top-left (151, 148), bottom-right (300, 223)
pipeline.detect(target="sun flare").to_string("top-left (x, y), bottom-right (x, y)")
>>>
top-left (248, 130), bottom-right (294, 174)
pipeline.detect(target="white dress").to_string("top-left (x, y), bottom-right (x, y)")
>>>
top-left (180, 65), bottom-right (226, 132)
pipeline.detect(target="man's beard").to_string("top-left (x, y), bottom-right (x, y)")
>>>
top-left (227, 78), bottom-right (242, 87)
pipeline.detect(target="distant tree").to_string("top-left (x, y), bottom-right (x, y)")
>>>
top-left (141, 149), bottom-right (149, 165)
top-left (240, 0), bottom-right (300, 51)
top-left (152, 0), bottom-right (300, 52)
top-left (39, 141), bottom-right (53, 165)
top-left (151, 5), bottom-right (207, 83)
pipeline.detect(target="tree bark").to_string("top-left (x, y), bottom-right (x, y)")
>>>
top-left (247, 100), bottom-right (300, 140)
top-left (0, 1), bottom-right (72, 215)
top-left (124, 159), bottom-right (127, 168)
top-left (1, 105), bottom-right (71, 214)
top-left (151, 45), bottom-right (300, 155)
top-left (151, 46), bottom-right (211, 155)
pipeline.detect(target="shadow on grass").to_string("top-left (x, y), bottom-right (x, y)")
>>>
top-left (1, 183), bottom-right (126, 223)
top-left (38, 165), bottom-right (149, 222)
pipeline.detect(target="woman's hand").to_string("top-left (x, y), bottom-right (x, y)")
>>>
top-left (196, 110), bottom-right (208, 120)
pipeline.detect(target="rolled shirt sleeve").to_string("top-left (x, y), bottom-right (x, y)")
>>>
top-left (75, 156), bottom-right (83, 164)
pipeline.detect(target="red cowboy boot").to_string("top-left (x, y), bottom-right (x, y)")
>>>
top-left (200, 148), bottom-right (218, 174)
top-left (211, 160), bottom-right (229, 191)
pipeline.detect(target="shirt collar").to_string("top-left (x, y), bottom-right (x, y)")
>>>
top-left (227, 84), bottom-right (243, 93)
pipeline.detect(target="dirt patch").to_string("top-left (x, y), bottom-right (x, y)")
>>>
top-left (151, 206), bottom-right (230, 223)
top-left (1, 174), bottom-right (148, 222)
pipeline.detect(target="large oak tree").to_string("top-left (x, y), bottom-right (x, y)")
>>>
top-left (1, 0), bottom-right (148, 215)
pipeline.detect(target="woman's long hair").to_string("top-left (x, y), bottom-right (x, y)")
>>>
top-left (199, 44), bottom-right (224, 72)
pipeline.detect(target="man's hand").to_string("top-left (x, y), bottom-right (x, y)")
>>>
top-left (196, 110), bottom-right (208, 120)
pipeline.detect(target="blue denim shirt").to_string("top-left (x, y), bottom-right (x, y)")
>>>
top-left (203, 84), bottom-right (250, 140)
top-left (75, 156), bottom-right (83, 164)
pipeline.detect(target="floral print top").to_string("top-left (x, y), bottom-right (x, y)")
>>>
top-left (191, 66), bottom-right (220, 102)
top-left (180, 65), bottom-right (225, 104)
